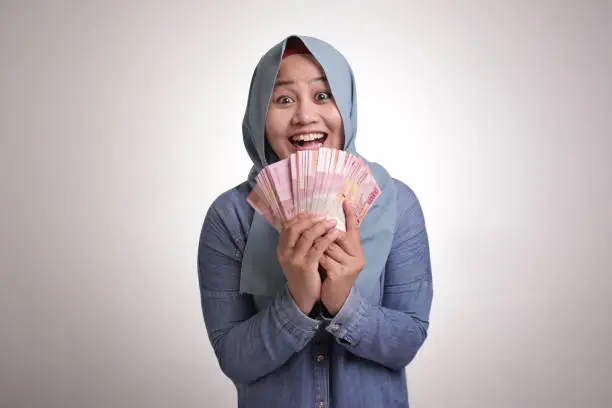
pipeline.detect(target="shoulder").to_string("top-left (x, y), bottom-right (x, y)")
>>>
top-left (208, 181), bottom-right (251, 215)
top-left (392, 178), bottom-right (422, 216)
top-left (200, 181), bottom-right (254, 243)
top-left (390, 178), bottom-right (427, 235)
top-left (368, 159), bottom-right (420, 217)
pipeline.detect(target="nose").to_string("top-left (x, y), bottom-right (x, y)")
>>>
top-left (291, 99), bottom-right (317, 126)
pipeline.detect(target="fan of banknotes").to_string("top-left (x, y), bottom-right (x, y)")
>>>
top-left (247, 148), bottom-right (381, 232)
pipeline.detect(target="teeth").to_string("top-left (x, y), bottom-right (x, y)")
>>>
top-left (290, 133), bottom-right (326, 142)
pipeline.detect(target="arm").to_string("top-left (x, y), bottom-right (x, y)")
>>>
top-left (197, 204), bottom-right (320, 384)
top-left (322, 186), bottom-right (433, 371)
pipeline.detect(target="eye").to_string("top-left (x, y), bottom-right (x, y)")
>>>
top-left (276, 95), bottom-right (294, 104)
top-left (315, 91), bottom-right (332, 101)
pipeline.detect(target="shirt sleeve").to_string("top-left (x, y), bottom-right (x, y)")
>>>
top-left (197, 202), bottom-right (320, 385)
top-left (322, 183), bottom-right (433, 371)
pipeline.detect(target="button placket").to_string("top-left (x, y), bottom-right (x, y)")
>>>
top-left (313, 335), bottom-right (330, 408)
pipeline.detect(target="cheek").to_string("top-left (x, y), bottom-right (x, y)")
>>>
top-left (265, 111), bottom-right (285, 141)
top-left (266, 112), bottom-right (279, 141)
top-left (325, 106), bottom-right (344, 136)
top-left (333, 111), bottom-right (343, 132)
top-left (331, 109), bottom-right (345, 149)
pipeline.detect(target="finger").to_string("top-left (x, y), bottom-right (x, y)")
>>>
top-left (293, 218), bottom-right (338, 258)
top-left (333, 229), bottom-right (352, 252)
top-left (281, 211), bottom-right (313, 230)
top-left (343, 200), bottom-right (359, 236)
top-left (305, 227), bottom-right (341, 264)
top-left (319, 253), bottom-right (342, 273)
top-left (278, 214), bottom-right (322, 258)
top-left (282, 214), bottom-right (326, 250)
top-left (324, 242), bottom-right (350, 264)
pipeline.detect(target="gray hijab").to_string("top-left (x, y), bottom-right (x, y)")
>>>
top-left (240, 35), bottom-right (397, 299)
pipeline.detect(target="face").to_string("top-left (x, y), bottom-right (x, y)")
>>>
top-left (265, 54), bottom-right (344, 160)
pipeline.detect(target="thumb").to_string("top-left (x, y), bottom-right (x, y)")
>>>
top-left (343, 200), bottom-right (358, 235)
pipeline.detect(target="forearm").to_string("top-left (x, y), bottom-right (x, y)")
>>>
top-left (323, 278), bottom-right (432, 371)
top-left (201, 284), bottom-right (320, 384)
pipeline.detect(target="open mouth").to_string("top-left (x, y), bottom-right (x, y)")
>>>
top-left (289, 132), bottom-right (328, 149)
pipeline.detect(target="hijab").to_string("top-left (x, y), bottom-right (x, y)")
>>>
top-left (240, 35), bottom-right (397, 299)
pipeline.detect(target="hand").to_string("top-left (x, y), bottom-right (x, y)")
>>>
top-left (277, 212), bottom-right (341, 315)
top-left (319, 201), bottom-right (366, 316)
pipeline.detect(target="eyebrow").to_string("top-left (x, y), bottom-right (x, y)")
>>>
top-left (273, 76), bottom-right (327, 88)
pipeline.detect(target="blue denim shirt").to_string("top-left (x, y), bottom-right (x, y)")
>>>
top-left (197, 178), bottom-right (433, 408)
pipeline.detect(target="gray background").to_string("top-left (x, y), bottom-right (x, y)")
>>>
top-left (1, 1), bottom-right (611, 407)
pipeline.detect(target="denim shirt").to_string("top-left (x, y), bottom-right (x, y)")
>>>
top-left (197, 178), bottom-right (433, 408)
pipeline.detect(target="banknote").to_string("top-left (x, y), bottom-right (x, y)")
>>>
top-left (247, 148), bottom-right (381, 231)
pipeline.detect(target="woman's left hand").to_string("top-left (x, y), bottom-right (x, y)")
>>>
top-left (319, 200), bottom-right (366, 316)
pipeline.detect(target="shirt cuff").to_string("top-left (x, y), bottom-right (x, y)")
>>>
top-left (274, 284), bottom-right (322, 349)
top-left (323, 285), bottom-right (366, 347)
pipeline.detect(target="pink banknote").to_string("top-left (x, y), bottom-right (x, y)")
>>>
top-left (247, 147), bottom-right (380, 231)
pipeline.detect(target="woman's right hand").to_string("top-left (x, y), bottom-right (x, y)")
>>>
top-left (277, 213), bottom-right (340, 315)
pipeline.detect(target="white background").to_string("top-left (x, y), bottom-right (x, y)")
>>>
top-left (1, 1), bottom-right (611, 407)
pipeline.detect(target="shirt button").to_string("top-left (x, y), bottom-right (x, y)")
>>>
top-left (316, 353), bottom-right (325, 362)
top-left (318, 402), bottom-right (325, 408)
top-left (329, 323), bottom-right (339, 331)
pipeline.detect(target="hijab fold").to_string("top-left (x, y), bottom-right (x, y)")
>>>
top-left (240, 35), bottom-right (397, 299)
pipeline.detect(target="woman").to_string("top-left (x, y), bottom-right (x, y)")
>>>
top-left (197, 35), bottom-right (433, 408)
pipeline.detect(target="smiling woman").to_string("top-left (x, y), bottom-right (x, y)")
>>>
top-left (197, 35), bottom-right (433, 408)
top-left (265, 40), bottom-right (344, 158)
